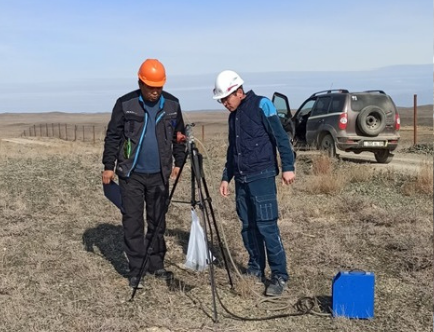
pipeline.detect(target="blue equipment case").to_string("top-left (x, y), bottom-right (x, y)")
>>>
top-left (332, 271), bottom-right (375, 319)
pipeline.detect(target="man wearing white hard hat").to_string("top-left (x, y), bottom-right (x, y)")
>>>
top-left (213, 70), bottom-right (296, 296)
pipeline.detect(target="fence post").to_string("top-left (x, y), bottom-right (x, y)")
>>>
top-left (201, 125), bottom-right (205, 142)
top-left (413, 94), bottom-right (417, 146)
top-left (74, 125), bottom-right (77, 141)
top-left (82, 125), bottom-right (85, 141)
top-left (65, 124), bottom-right (68, 141)
top-left (58, 123), bottom-right (61, 139)
top-left (34, 125), bottom-right (36, 137)
top-left (93, 126), bottom-right (96, 144)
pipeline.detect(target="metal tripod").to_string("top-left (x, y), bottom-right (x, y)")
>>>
top-left (169, 123), bottom-right (234, 322)
top-left (129, 124), bottom-right (233, 322)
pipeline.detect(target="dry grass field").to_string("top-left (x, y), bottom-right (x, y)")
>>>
top-left (0, 106), bottom-right (432, 332)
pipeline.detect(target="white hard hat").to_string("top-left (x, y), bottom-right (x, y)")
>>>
top-left (212, 70), bottom-right (244, 100)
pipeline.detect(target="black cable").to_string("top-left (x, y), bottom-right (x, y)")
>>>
top-left (213, 283), bottom-right (332, 321)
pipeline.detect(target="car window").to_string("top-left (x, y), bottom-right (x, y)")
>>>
top-left (311, 97), bottom-right (331, 116)
top-left (350, 94), bottom-right (395, 112)
top-left (329, 95), bottom-right (346, 113)
top-left (273, 94), bottom-right (290, 119)
top-left (296, 99), bottom-right (316, 121)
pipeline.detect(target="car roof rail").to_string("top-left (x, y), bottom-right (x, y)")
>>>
top-left (310, 89), bottom-right (349, 97)
top-left (362, 90), bottom-right (386, 95)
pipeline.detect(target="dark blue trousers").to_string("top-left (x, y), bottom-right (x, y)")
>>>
top-left (235, 173), bottom-right (288, 281)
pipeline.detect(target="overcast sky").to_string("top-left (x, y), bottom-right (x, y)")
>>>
top-left (0, 0), bottom-right (432, 112)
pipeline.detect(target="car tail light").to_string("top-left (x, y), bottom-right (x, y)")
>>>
top-left (338, 113), bottom-right (348, 130)
top-left (395, 113), bottom-right (400, 130)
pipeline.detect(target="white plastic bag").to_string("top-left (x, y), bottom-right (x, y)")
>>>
top-left (185, 209), bottom-right (210, 271)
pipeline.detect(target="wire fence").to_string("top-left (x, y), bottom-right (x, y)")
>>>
top-left (20, 123), bottom-right (209, 143)
top-left (21, 123), bottom-right (107, 143)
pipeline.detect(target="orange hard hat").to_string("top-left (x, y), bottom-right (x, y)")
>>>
top-left (138, 59), bottom-right (166, 87)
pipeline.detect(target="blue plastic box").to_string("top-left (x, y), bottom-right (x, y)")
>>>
top-left (332, 271), bottom-right (375, 319)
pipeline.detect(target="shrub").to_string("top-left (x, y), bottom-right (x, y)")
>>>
top-left (312, 154), bottom-right (332, 175)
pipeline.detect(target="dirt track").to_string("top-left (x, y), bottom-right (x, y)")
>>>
top-left (334, 150), bottom-right (433, 174)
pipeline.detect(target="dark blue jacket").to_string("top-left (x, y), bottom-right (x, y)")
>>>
top-left (222, 90), bottom-right (295, 182)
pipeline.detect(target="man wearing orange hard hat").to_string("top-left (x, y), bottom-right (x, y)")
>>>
top-left (102, 59), bottom-right (186, 289)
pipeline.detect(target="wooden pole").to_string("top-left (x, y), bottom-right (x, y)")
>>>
top-left (413, 94), bottom-right (417, 146)
top-left (58, 123), bottom-right (61, 138)
top-left (74, 125), bottom-right (77, 141)
top-left (201, 125), bottom-right (205, 142)
top-left (93, 126), bottom-right (96, 144)
top-left (82, 125), bottom-right (85, 141)
top-left (65, 124), bottom-right (68, 141)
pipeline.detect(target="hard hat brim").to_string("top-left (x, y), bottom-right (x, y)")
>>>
top-left (212, 84), bottom-right (241, 100)
top-left (140, 77), bottom-right (166, 88)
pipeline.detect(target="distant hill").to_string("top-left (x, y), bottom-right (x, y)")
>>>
top-left (239, 64), bottom-right (432, 109)
top-left (398, 104), bottom-right (433, 127)
top-left (0, 64), bottom-right (431, 113)
top-left (159, 64), bottom-right (434, 110)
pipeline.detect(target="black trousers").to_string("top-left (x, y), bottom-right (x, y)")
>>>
top-left (119, 172), bottom-right (168, 277)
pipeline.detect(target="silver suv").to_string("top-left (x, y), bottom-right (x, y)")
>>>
top-left (273, 89), bottom-right (401, 163)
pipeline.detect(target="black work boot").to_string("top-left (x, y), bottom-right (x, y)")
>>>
top-left (129, 276), bottom-right (144, 289)
top-left (265, 276), bottom-right (287, 296)
top-left (150, 269), bottom-right (174, 280)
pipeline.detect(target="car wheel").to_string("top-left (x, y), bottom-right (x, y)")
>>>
top-left (319, 134), bottom-right (336, 158)
top-left (357, 106), bottom-right (387, 137)
top-left (374, 150), bottom-right (393, 164)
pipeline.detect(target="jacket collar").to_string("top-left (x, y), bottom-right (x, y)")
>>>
top-left (138, 94), bottom-right (165, 110)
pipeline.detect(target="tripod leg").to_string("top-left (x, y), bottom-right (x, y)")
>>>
top-left (168, 147), bottom-right (189, 203)
top-left (190, 159), bottom-right (196, 207)
top-left (191, 148), bottom-right (234, 288)
top-left (200, 174), bottom-right (234, 289)
top-left (190, 148), bottom-right (219, 322)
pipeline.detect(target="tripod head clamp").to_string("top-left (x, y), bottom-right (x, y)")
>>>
top-left (185, 123), bottom-right (195, 144)
top-left (176, 123), bottom-right (196, 145)
top-left (177, 123), bottom-right (197, 155)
